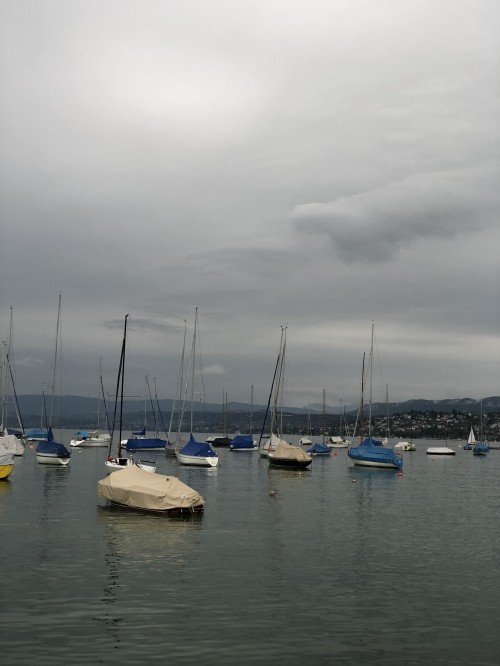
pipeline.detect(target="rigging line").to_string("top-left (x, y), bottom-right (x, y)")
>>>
top-left (154, 378), bottom-right (169, 438)
top-left (5, 349), bottom-right (25, 434)
top-left (145, 375), bottom-right (159, 436)
top-left (168, 319), bottom-right (187, 443)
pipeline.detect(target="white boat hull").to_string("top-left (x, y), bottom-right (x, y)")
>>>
top-left (175, 452), bottom-right (218, 467)
top-left (36, 453), bottom-right (70, 466)
top-left (352, 458), bottom-right (401, 469)
top-left (105, 458), bottom-right (156, 473)
top-left (426, 447), bottom-right (456, 455)
top-left (71, 438), bottom-right (110, 448)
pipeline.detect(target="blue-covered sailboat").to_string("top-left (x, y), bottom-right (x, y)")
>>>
top-left (229, 434), bottom-right (256, 451)
top-left (176, 433), bottom-right (218, 467)
top-left (472, 441), bottom-right (489, 456)
top-left (36, 427), bottom-right (71, 466)
top-left (306, 441), bottom-right (332, 456)
top-left (124, 426), bottom-right (168, 452)
top-left (174, 308), bottom-right (218, 468)
top-left (36, 295), bottom-right (71, 466)
top-left (348, 436), bottom-right (402, 469)
top-left (347, 324), bottom-right (403, 471)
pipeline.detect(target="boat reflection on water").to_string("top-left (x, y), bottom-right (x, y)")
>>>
top-left (94, 505), bottom-right (204, 648)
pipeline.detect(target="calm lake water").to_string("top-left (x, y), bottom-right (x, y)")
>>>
top-left (1, 431), bottom-right (500, 665)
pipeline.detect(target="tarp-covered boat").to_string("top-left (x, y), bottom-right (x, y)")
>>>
top-left (229, 434), bottom-right (256, 451)
top-left (36, 427), bottom-right (71, 466)
top-left (98, 465), bottom-right (204, 514)
top-left (306, 441), bottom-right (331, 456)
top-left (268, 438), bottom-right (312, 469)
top-left (125, 436), bottom-right (168, 452)
top-left (176, 434), bottom-right (218, 467)
top-left (348, 436), bottom-right (403, 469)
top-left (0, 442), bottom-right (15, 480)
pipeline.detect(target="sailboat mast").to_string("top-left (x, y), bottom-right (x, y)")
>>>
top-left (49, 293), bottom-right (62, 427)
top-left (250, 384), bottom-right (254, 436)
top-left (118, 315), bottom-right (128, 455)
top-left (258, 336), bottom-right (282, 448)
top-left (360, 352), bottom-right (365, 443)
top-left (322, 388), bottom-right (326, 444)
top-left (368, 322), bottom-right (374, 438)
top-left (190, 307), bottom-right (198, 434)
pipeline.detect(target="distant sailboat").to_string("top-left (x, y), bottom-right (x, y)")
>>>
top-left (124, 376), bottom-right (168, 452)
top-left (265, 326), bottom-right (312, 470)
top-left (347, 324), bottom-right (403, 471)
top-left (473, 402), bottom-right (489, 456)
top-left (307, 390), bottom-right (331, 456)
top-left (71, 359), bottom-right (111, 447)
top-left (36, 295), bottom-right (71, 466)
top-left (230, 386), bottom-right (257, 451)
top-left (463, 426), bottom-right (476, 450)
top-left (175, 308), bottom-right (218, 467)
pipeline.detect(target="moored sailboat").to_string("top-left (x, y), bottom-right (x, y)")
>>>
top-left (265, 326), bottom-right (312, 470)
top-left (98, 465), bottom-right (204, 515)
top-left (175, 308), bottom-right (218, 468)
top-left (36, 295), bottom-right (71, 466)
top-left (463, 426), bottom-right (476, 450)
top-left (105, 315), bottom-right (156, 474)
top-left (307, 390), bottom-right (331, 456)
top-left (347, 324), bottom-right (403, 471)
top-left (472, 403), bottom-right (489, 456)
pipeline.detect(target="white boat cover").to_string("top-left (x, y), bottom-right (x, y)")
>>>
top-left (97, 465), bottom-right (204, 511)
top-left (271, 438), bottom-right (312, 462)
top-left (0, 434), bottom-right (24, 455)
top-left (0, 442), bottom-right (15, 466)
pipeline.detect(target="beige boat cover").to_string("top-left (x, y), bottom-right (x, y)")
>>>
top-left (97, 465), bottom-right (204, 511)
top-left (271, 438), bottom-right (312, 462)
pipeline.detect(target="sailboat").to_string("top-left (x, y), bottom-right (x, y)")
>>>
top-left (328, 401), bottom-right (349, 448)
top-left (206, 391), bottom-right (231, 446)
top-left (105, 315), bottom-right (156, 473)
top-left (307, 390), bottom-right (331, 456)
top-left (124, 376), bottom-right (168, 452)
top-left (463, 426), bottom-right (476, 450)
top-left (175, 308), bottom-right (219, 467)
top-left (71, 359), bottom-right (111, 447)
top-left (473, 402), bottom-right (489, 456)
top-left (165, 319), bottom-right (188, 457)
top-left (265, 326), bottom-right (312, 470)
top-left (347, 324), bottom-right (403, 471)
top-left (98, 465), bottom-right (204, 515)
top-left (36, 295), bottom-right (71, 466)
top-left (230, 385), bottom-right (257, 451)
top-left (298, 406), bottom-right (313, 446)
top-left (395, 409), bottom-right (417, 451)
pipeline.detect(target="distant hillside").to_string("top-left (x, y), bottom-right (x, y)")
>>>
top-left (13, 393), bottom-right (500, 427)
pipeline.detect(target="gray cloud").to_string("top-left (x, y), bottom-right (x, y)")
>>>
top-left (292, 163), bottom-right (500, 263)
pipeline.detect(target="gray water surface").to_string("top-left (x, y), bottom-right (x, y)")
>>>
top-left (1, 434), bottom-right (499, 665)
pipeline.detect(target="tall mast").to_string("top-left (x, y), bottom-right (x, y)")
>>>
top-left (49, 293), bottom-right (62, 427)
top-left (368, 322), bottom-right (374, 438)
top-left (190, 307), bottom-right (198, 434)
top-left (250, 384), bottom-right (254, 436)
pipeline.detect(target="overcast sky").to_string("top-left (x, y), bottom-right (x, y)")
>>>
top-left (1, 0), bottom-right (499, 409)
